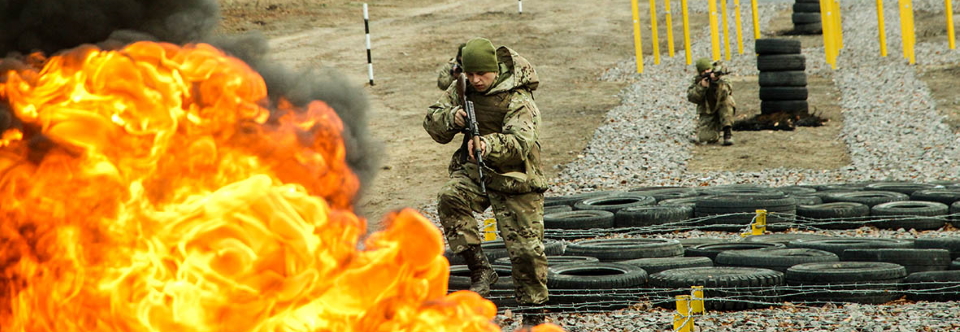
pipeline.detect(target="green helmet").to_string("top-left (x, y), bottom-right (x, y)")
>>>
top-left (695, 58), bottom-right (712, 72)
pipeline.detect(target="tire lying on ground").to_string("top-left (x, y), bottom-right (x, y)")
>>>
top-left (741, 233), bottom-right (835, 246)
top-left (694, 196), bottom-right (797, 232)
top-left (870, 201), bottom-right (948, 231)
top-left (794, 22), bottom-right (822, 34)
top-left (821, 190), bottom-right (909, 207)
top-left (565, 238), bottom-right (683, 261)
top-left (545, 190), bottom-right (618, 207)
top-left (914, 237), bottom-right (960, 260)
top-left (715, 248), bottom-right (839, 273)
top-left (785, 238), bottom-right (914, 256)
top-left (903, 270), bottom-right (960, 302)
top-left (759, 71), bottom-right (807, 87)
top-left (445, 239), bottom-right (565, 265)
top-left (545, 262), bottom-right (649, 311)
top-left (573, 193), bottom-right (656, 213)
top-left (544, 210), bottom-right (615, 230)
top-left (840, 248), bottom-right (952, 274)
top-left (649, 267), bottom-right (784, 310)
top-left (685, 242), bottom-right (786, 262)
top-left (759, 86), bottom-right (809, 101)
top-left (627, 187), bottom-right (699, 201)
top-left (864, 182), bottom-right (937, 195)
top-left (448, 264), bottom-right (515, 290)
top-left (791, 195), bottom-right (823, 206)
top-left (544, 204), bottom-right (573, 215)
top-left (785, 261), bottom-right (906, 304)
top-left (757, 55), bottom-right (806, 72)
top-left (614, 205), bottom-right (693, 228)
top-left (494, 255), bottom-right (599, 266)
top-left (679, 237), bottom-right (728, 251)
top-left (796, 202), bottom-right (871, 229)
top-left (616, 256), bottom-right (714, 275)
top-left (909, 188), bottom-right (960, 205)
top-left (756, 38), bottom-right (802, 54)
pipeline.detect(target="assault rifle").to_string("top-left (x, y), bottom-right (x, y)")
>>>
top-left (457, 74), bottom-right (487, 194)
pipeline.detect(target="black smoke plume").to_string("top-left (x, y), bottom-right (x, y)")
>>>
top-left (0, 0), bottom-right (381, 201)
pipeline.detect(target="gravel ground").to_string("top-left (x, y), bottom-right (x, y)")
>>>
top-left (422, 0), bottom-right (960, 330)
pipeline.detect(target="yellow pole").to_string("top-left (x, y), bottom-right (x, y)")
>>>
top-left (734, 0), bottom-right (745, 54)
top-left (666, 0), bottom-right (676, 57)
top-left (751, 0), bottom-right (761, 39)
top-left (483, 218), bottom-right (498, 241)
top-left (631, 0), bottom-right (645, 73)
top-left (906, 0), bottom-right (916, 64)
top-left (673, 295), bottom-right (695, 332)
top-left (709, 0), bottom-right (721, 60)
top-left (877, 0), bottom-right (888, 56)
top-left (948, 0), bottom-right (957, 49)
top-left (900, 0), bottom-right (916, 64)
top-left (834, 0), bottom-right (844, 50)
top-left (682, 0), bottom-right (692, 64)
top-left (820, 0), bottom-right (834, 68)
top-left (898, 0), bottom-right (910, 60)
top-left (720, 0), bottom-right (731, 60)
top-left (650, 0), bottom-right (661, 64)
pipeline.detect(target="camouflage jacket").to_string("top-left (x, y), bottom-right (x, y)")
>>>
top-left (687, 74), bottom-right (736, 115)
top-left (423, 46), bottom-right (546, 194)
top-left (436, 58), bottom-right (457, 90)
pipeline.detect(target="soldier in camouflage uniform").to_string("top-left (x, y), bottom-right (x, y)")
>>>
top-left (435, 43), bottom-right (466, 90)
top-left (423, 37), bottom-right (549, 326)
top-left (688, 57), bottom-right (736, 145)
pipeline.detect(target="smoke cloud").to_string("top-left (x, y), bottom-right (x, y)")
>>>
top-left (0, 0), bottom-right (381, 200)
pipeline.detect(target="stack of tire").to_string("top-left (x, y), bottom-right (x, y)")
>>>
top-left (792, 0), bottom-right (822, 35)
top-left (757, 38), bottom-right (809, 117)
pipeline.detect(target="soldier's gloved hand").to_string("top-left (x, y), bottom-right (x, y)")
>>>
top-left (452, 106), bottom-right (467, 129)
top-left (466, 137), bottom-right (488, 163)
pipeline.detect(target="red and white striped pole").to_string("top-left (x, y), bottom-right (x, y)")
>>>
top-left (363, 3), bottom-right (375, 86)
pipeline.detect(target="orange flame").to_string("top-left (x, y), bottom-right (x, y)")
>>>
top-left (0, 41), bottom-right (547, 331)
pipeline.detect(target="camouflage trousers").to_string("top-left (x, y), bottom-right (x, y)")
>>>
top-left (437, 170), bottom-right (549, 305)
top-left (697, 105), bottom-right (735, 143)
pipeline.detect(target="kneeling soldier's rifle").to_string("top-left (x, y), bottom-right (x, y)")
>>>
top-left (457, 74), bottom-right (487, 194)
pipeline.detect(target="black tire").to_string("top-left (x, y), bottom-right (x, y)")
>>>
top-left (573, 193), bottom-right (656, 213)
top-left (685, 242), bottom-right (786, 261)
top-left (759, 86), bottom-right (809, 101)
top-left (658, 196), bottom-right (701, 208)
top-left (694, 196), bottom-right (797, 231)
top-left (759, 71), bottom-right (807, 87)
top-left (627, 187), bottom-right (699, 201)
top-left (494, 255), bottom-right (599, 266)
top-left (757, 54), bottom-right (806, 72)
top-left (755, 38), bottom-right (802, 55)
top-left (616, 256), bottom-right (714, 275)
top-left (547, 262), bottom-right (648, 289)
top-left (698, 185), bottom-right (784, 198)
top-left (793, 22), bottom-right (822, 35)
top-left (904, 271), bottom-right (960, 301)
top-left (649, 267), bottom-right (784, 310)
top-left (821, 190), bottom-right (909, 207)
top-left (679, 237), bottom-right (728, 251)
top-left (796, 202), bottom-right (870, 229)
top-left (910, 189), bottom-right (960, 205)
top-left (840, 249), bottom-right (952, 274)
top-left (791, 195), bottom-right (823, 206)
top-left (615, 205), bottom-right (693, 228)
top-left (761, 100), bottom-right (808, 115)
top-left (545, 190), bottom-right (618, 207)
top-left (914, 237), bottom-right (960, 260)
top-left (741, 233), bottom-right (835, 245)
top-left (715, 248), bottom-right (839, 273)
top-left (785, 261), bottom-right (906, 304)
top-left (793, 2), bottom-right (820, 12)
top-left (792, 12), bottom-right (821, 24)
top-left (777, 186), bottom-right (817, 195)
top-left (870, 201), bottom-right (948, 231)
top-left (785, 238), bottom-right (914, 256)
top-left (543, 210), bottom-right (615, 230)
top-left (565, 238), bottom-right (684, 261)
top-left (448, 264), bottom-right (515, 290)
top-left (952, 258), bottom-right (960, 270)
top-left (544, 204), bottom-right (573, 215)
top-left (864, 182), bottom-right (937, 195)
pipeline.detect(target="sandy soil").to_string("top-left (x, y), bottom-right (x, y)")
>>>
top-left (216, 0), bottom-right (959, 227)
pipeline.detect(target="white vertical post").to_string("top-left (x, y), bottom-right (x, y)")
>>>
top-left (518, 0), bottom-right (523, 14)
top-left (363, 3), bottom-right (375, 86)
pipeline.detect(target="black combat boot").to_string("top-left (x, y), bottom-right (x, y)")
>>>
top-left (521, 308), bottom-right (547, 327)
top-left (722, 126), bottom-right (734, 146)
top-left (459, 244), bottom-right (498, 297)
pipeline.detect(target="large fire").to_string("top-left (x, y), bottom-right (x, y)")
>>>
top-left (0, 42), bottom-right (558, 332)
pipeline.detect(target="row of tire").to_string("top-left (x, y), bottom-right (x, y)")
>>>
top-left (449, 236), bottom-right (960, 311)
top-left (792, 0), bottom-right (823, 35)
top-left (756, 39), bottom-right (810, 116)
top-left (541, 182), bottom-right (960, 237)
